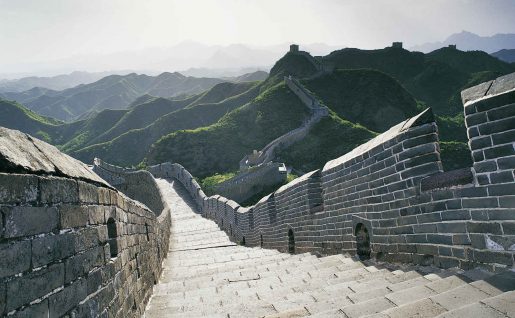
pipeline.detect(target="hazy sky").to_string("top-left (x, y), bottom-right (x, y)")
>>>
top-left (1, 0), bottom-right (515, 75)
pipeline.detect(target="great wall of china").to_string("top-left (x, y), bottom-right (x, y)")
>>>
top-left (0, 71), bottom-right (514, 317)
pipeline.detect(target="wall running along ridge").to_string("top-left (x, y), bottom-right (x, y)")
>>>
top-left (0, 130), bottom-right (171, 317)
top-left (240, 76), bottom-right (329, 169)
top-left (213, 162), bottom-right (287, 204)
top-left (150, 72), bottom-right (515, 273)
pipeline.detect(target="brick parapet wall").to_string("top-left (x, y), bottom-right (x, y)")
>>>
top-left (150, 72), bottom-right (515, 273)
top-left (0, 171), bottom-right (171, 317)
top-left (213, 162), bottom-right (287, 203)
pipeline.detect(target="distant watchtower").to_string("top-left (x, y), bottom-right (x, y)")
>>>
top-left (392, 42), bottom-right (403, 49)
top-left (448, 44), bottom-right (457, 49)
top-left (290, 44), bottom-right (299, 53)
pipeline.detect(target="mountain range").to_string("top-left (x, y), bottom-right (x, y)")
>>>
top-left (411, 31), bottom-right (515, 53)
top-left (0, 71), bottom-right (132, 93)
top-left (0, 72), bottom-right (230, 121)
top-left (1, 44), bottom-right (514, 184)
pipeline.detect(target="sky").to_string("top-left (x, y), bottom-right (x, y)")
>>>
top-left (1, 0), bottom-right (515, 76)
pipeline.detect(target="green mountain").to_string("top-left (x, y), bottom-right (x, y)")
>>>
top-left (0, 99), bottom-right (61, 142)
top-left (145, 67), bottom-right (417, 177)
top-left (3, 46), bottom-right (513, 181)
top-left (70, 81), bottom-right (262, 165)
top-left (6, 72), bottom-right (225, 122)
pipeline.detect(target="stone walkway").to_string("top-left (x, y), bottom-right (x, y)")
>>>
top-left (145, 179), bottom-right (515, 318)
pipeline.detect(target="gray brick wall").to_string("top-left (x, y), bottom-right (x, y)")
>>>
top-left (150, 72), bottom-right (515, 275)
top-left (0, 168), bottom-right (171, 317)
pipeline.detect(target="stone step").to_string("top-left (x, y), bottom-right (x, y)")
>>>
top-left (434, 290), bottom-right (515, 318)
top-left (371, 271), bottom-right (515, 318)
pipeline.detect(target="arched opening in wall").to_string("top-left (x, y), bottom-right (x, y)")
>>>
top-left (355, 223), bottom-right (371, 260)
top-left (229, 224), bottom-right (232, 236)
top-left (241, 236), bottom-right (246, 246)
top-left (221, 219), bottom-right (224, 229)
top-left (107, 218), bottom-right (118, 258)
top-left (288, 228), bottom-right (295, 254)
top-left (260, 234), bottom-right (264, 248)
top-left (145, 223), bottom-right (150, 241)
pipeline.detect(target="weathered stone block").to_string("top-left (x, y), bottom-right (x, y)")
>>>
top-left (437, 222), bottom-right (467, 233)
top-left (89, 205), bottom-right (106, 225)
top-left (49, 278), bottom-right (87, 317)
top-left (0, 174), bottom-right (38, 204)
top-left (6, 263), bottom-right (64, 311)
top-left (0, 281), bottom-right (5, 315)
top-left (40, 176), bottom-right (79, 204)
top-left (78, 181), bottom-right (99, 204)
top-left (467, 222), bottom-right (503, 234)
top-left (473, 250), bottom-right (513, 266)
top-left (2, 206), bottom-right (58, 238)
top-left (65, 247), bottom-right (103, 283)
top-left (9, 299), bottom-right (48, 318)
top-left (502, 222), bottom-right (515, 235)
top-left (74, 227), bottom-right (100, 252)
top-left (0, 240), bottom-right (31, 278)
top-left (60, 205), bottom-right (89, 229)
top-left (32, 232), bottom-right (76, 268)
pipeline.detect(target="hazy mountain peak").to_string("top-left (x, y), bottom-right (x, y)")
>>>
top-left (411, 31), bottom-right (515, 53)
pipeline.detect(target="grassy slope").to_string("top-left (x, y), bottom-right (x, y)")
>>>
top-left (277, 112), bottom-right (376, 173)
top-left (0, 99), bottom-right (62, 142)
top-left (72, 83), bottom-right (262, 166)
top-left (90, 96), bottom-right (198, 145)
top-left (146, 82), bottom-right (310, 178)
top-left (303, 69), bottom-right (419, 132)
top-left (188, 81), bottom-right (258, 107)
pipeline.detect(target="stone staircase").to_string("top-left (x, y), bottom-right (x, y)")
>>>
top-left (145, 179), bottom-right (515, 318)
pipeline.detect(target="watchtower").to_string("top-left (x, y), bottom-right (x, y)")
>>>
top-left (290, 44), bottom-right (299, 53)
top-left (392, 42), bottom-right (403, 49)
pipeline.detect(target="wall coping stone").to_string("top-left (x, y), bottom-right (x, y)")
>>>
top-left (0, 127), bottom-right (109, 187)
top-left (462, 72), bottom-right (515, 106)
top-left (276, 169), bottom-right (320, 194)
top-left (323, 108), bottom-right (434, 172)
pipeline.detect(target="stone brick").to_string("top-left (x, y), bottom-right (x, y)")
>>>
top-left (488, 182), bottom-right (515, 196)
top-left (437, 222), bottom-right (467, 233)
top-left (74, 227), bottom-right (101, 253)
top-left (49, 278), bottom-right (87, 317)
top-left (2, 206), bottom-right (58, 238)
top-left (484, 144), bottom-right (515, 160)
top-left (0, 240), bottom-right (31, 278)
top-left (9, 299), bottom-right (49, 318)
top-left (65, 247), bottom-right (104, 283)
top-left (467, 222), bottom-right (503, 234)
top-left (40, 176), bottom-right (79, 204)
top-left (89, 205), bottom-right (105, 225)
top-left (502, 222), bottom-right (515, 235)
top-left (462, 197), bottom-right (499, 209)
top-left (32, 232), bottom-right (76, 268)
top-left (0, 174), bottom-right (38, 204)
top-left (6, 263), bottom-right (64, 311)
top-left (492, 129), bottom-right (515, 145)
top-left (499, 196), bottom-right (515, 208)
top-left (478, 116), bottom-right (515, 135)
top-left (60, 205), bottom-right (89, 229)
top-left (78, 180), bottom-right (99, 204)
top-left (490, 171), bottom-right (515, 184)
top-left (470, 136), bottom-right (492, 150)
top-left (497, 156), bottom-right (515, 169)
top-left (474, 160), bottom-right (498, 173)
top-left (473, 250), bottom-right (513, 266)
